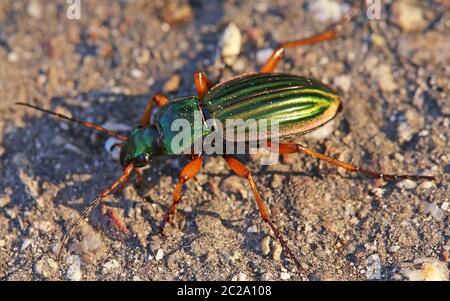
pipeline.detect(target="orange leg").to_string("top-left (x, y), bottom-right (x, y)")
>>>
top-left (159, 155), bottom-right (204, 233)
top-left (272, 142), bottom-right (435, 181)
top-left (140, 92), bottom-right (169, 127)
top-left (194, 70), bottom-right (215, 102)
top-left (58, 164), bottom-right (135, 260)
top-left (223, 155), bottom-right (301, 269)
top-left (260, 16), bottom-right (350, 73)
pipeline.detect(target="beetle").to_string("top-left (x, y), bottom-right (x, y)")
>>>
top-left (17, 14), bottom-right (435, 269)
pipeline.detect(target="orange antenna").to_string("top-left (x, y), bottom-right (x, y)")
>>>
top-left (16, 102), bottom-right (128, 141)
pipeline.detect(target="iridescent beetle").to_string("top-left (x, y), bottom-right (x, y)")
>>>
top-left (17, 14), bottom-right (434, 269)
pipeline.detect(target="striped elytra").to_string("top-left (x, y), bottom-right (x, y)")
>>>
top-left (203, 73), bottom-right (341, 141)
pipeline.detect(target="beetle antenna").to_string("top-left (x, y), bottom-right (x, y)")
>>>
top-left (16, 102), bottom-right (128, 141)
top-left (57, 164), bottom-right (134, 261)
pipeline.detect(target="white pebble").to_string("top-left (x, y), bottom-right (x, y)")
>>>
top-left (309, 0), bottom-right (346, 22)
top-left (396, 179), bottom-right (417, 190)
top-left (367, 254), bottom-right (381, 280)
top-left (7, 52), bottom-right (18, 63)
top-left (155, 249), bottom-right (164, 261)
top-left (66, 255), bottom-right (82, 281)
top-left (280, 272), bottom-right (291, 280)
top-left (21, 238), bottom-right (34, 251)
top-left (391, 0), bottom-right (426, 33)
top-left (247, 225), bottom-right (258, 233)
top-left (131, 68), bottom-right (143, 79)
top-left (218, 23), bottom-right (241, 65)
top-left (419, 181), bottom-right (435, 190)
top-left (423, 202), bottom-right (445, 221)
top-left (389, 245), bottom-right (400, 253)
top-left (105, 137), bottom-right (122, 161)
top-left (27, 0), bottom-right (42, 18)
top-left (256, 48), bottom-right (273, 65)
top-left (333, 75), bottom-right (352, 93)
top-left (103, 259), bottom-right (120, 273)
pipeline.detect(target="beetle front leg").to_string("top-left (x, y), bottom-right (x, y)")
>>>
top-left (194, 70), bottom-right (215, 102)
top-left (140, 92), bottom-right (169, 127)
top-left (159, 155), bottom-right (204, 234)
top-left (222, 155), bottom-right (302, 270)
top-left (272, 142), bottom-right (436, 182)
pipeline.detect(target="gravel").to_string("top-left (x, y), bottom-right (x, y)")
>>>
top-left (0, 0), bottom-right (448, 281)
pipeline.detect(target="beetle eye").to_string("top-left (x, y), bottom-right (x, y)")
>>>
top-left (135, 153), bottom-right (151, 167)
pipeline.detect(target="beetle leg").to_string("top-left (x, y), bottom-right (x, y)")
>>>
top-left (194, 70), bottom-right (215, 102)
top-left (260, 15), bottom-right (351, 73)
top-left (272, 143), bottom-right (436, 182)
top-left (159, 155), bottom-right (204, 234)
top-left (222, 155), bottom-right (302, 270)
top-left (140, 92), bottom-right (169, 127)
top-left (58, 164), bottom-right (135, 260)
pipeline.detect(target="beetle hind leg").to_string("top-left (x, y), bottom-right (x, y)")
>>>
top-left (222, 155), bottom-right (302, 270)
top-left (272, 142), bottom-right (436, 182)
top-left (260, 13), bottom-right (352, 73)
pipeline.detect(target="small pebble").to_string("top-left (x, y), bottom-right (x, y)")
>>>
top-left (272, 242), bottom-right (282, 261)
top-left (130, 68), bottom-right (143, 79)
top-left (21, 238), bottom-right (34, 252)
top-left (389, 245), bottom-right (401, 253)
top-left (280, 272), bottom-right (291, 280)
top-left (34, 258), bottom-right (58, 278)
top-left (155, 249), bottom-right (164, 261)
top-left (372, 64), bottom-right (397, 92)
top-left (391, 0), bottom-right (426, 33)
top-left (423, 202), bottom-right (444, 221)
top-left (66, 255), bottom-right (82, 281)
top-left (396, 179), bottom-right (417, 190)
top-left (397, 123), bottom-right (414, 143)
top-left (419, 181), bottom-right (435, 190)
top-left (0, 194), bottom-right (11, 208)
top-left (27, 0), bottom-right (42, 19)
top-left (367, 254), bottom-right (381, 280)
top-left (261, 272), bottom-right (273, 281)
top-left (261, 236), bottom-right (271, 256)
top-left (247, 224), bottom-right (258, 233)
top-left (163, 74), bottom-right (182, 93)
top-left (218, 23), bottom-right (242, 65)
top-left (105, 137), bottom-right (122, 161)
top-left (103, 259), bottom-right (120, 273)
top-left (231, 272), bottom-right (247, 281)
top-left (333, 75), bottom-right (351, 93)
top-left (256, 48), bottom-right (273, 65)
top-left (309, 0), bottom-right (347, 22)
top-left (0, 240), bottom-right (5, 248)
top-left (271, 174), bottom-right (283, 189)
top-left (7, 52), bottom-right (18, 63)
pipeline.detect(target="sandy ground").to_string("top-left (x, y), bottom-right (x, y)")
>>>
top-left (0, 0), bottom-right (449, 281)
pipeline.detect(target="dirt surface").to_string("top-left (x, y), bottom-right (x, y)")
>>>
top-left (0, 0), bottom-right (449, 281)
